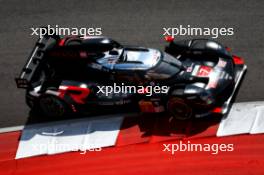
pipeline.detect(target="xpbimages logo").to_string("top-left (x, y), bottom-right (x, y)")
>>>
top-left (163, 25), bottom-right (234, 39)
top-left (97, 83), bottom-right (169, 97)
top-left (162, 141), bottom-right (234, 155)
top-left (30, 25), bottom-right (102, 38)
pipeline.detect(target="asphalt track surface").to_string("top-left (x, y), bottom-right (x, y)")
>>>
top-left (0, 0), bottom-right (263, 127)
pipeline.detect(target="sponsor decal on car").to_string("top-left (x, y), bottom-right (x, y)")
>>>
top-left (197, 66), bottom-right (212, 77)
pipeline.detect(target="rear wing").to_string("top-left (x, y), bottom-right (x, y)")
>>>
top-left (15, 35), bottom-right (60, 89)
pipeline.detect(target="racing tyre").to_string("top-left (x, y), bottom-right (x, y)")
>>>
top-left (38, 95), bottom-right (68, 117)
top-left (167, 97), bottom-right (192, 120)
top-left (25, 94), bottom-right (35, 108)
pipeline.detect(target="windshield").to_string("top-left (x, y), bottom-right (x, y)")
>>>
top-left (145, 53), bottom-right (182, 79)
top-left (120, 48), bottom-right (161, 67)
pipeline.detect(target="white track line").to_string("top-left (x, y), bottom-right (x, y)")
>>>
top-left (15, 116), bottom-right (125, 159)
top-left (1, 101), bottom-right (264, 134)
top-left (0, 113), bottom-right (137, 134)
top-left (0, 125), bottom-right (25, 133)
top-left (217, 101), bottom-right (264, 136)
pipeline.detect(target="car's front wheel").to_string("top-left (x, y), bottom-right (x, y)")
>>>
top-left (38, 95), bottom-right (68, 117)
top-left (167, 97), bottom-right (192, 120)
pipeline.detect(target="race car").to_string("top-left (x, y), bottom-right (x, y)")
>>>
top-left (15, 35), bottom-right (247, 120)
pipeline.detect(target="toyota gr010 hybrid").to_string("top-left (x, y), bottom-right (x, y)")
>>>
top-left (15, 35), bottom-right (246, 120)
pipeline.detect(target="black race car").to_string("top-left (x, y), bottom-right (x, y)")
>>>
top-left (15, 35), bottom-right (246, 119)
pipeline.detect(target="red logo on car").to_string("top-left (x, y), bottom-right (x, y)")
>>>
top-left (197, 66), bottom-right (212, 77)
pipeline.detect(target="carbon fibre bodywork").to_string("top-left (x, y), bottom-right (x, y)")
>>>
top-left (16, 35), bottom-right (246, 118)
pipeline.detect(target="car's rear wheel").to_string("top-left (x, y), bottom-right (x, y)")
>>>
top-left (167, 97), bottom-right (192, 120)
top-left (38, 95), bottom-right (68, 117)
